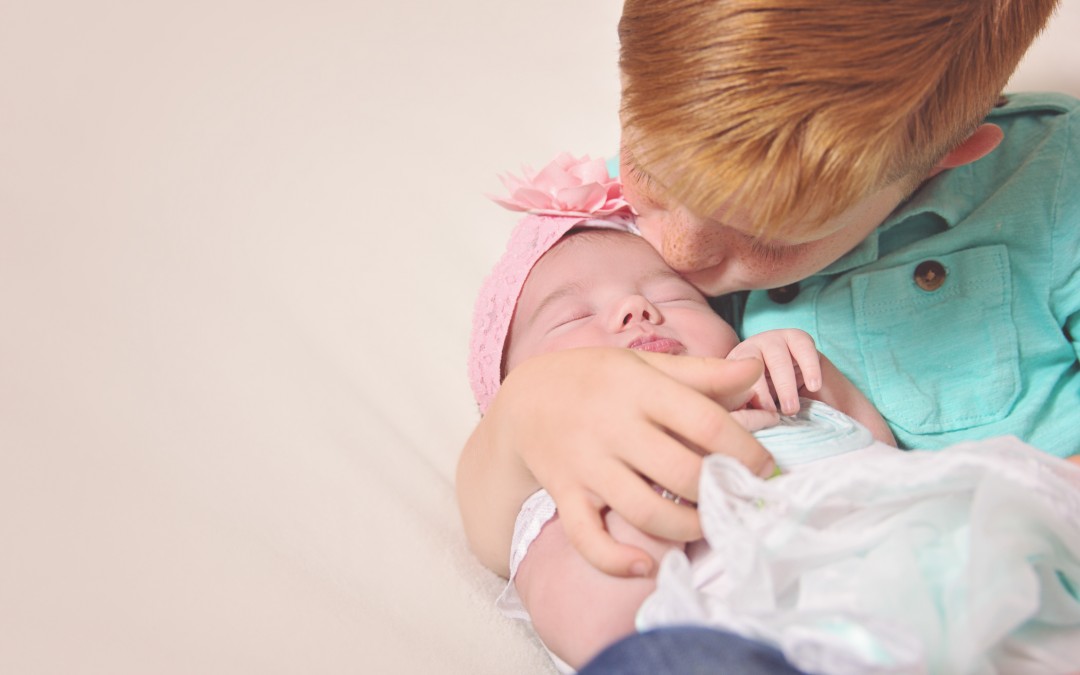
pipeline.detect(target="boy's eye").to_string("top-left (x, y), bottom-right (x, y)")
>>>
top-left (624, 164), bottom-right (665, 208)
top-left (745, 234), bottom-right (798, 263)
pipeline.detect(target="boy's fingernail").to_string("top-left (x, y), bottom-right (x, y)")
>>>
top-left (630, 560), bottom-right (651, 577)
top-left (758, 459), bottom-right (778, 479)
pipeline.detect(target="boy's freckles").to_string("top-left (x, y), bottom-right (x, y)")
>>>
top-left (639, 213), bottom-right (724, 275)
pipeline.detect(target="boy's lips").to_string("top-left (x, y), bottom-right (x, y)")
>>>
top-left (628, 335), bottom-right (686, 354)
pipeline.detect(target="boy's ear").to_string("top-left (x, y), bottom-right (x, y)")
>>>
top-left (927, 123), bottom-right (1004, 177)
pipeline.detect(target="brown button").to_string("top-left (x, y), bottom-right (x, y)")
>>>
top-left (995, 94), bottom-right (1009, 108)
top-left (914, 260), bottom-right (947, 291)
top-left (767, 283), bottom-right (800, 304)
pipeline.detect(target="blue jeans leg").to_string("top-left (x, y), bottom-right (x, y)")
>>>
top-left (578, 626), bottom-right (807, 675)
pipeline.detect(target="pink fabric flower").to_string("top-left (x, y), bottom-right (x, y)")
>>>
top-left (489, 152), bottom-right (635, 218)
top-left (468, 153), bottom-right (637, 414)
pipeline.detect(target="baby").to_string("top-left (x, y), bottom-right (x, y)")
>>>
top-left (488, 219), bottom-right (891, 664)
top-left (465, 161), bottom-right (1080, 673)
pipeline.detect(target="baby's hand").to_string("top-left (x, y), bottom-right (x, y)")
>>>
top-left (728, 329), bottom-right (821, 416)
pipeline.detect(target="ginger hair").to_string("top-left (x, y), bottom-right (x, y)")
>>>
top-left (619, 0), bottom-right (1059, 238)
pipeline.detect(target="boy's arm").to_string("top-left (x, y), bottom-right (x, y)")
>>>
top-left (514, 510), bottom-right (680, 670)
top-left (456, 347), bottom-right (773, 579)
top-left (810, 354), bottom-right (897, 446)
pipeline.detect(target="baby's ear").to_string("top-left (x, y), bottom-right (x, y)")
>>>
top-left (928, 124), bottom-right (1004, 177)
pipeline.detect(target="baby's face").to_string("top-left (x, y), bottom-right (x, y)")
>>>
top-left (504, 231), bottom-right (740, 373)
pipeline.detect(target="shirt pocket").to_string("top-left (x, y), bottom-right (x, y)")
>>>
top-left (851, 245), bottom-right (1020, 434)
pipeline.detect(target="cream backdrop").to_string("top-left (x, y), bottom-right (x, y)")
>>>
top-left (1, 2), bottom-right (1077, 674)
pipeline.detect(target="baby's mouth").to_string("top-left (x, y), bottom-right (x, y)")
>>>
top-left (628, 335), bottom-right (686, 355)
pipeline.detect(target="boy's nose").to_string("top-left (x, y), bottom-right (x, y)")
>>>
top-left (659, 221), bottom-right (728, 274)
top-left (639, 210), bottom-right (727, 275)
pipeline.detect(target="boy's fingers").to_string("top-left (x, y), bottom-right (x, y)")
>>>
top-left (644, 377), bottom-right (775, 479)
top-left (729, 408), bottom-right (781, 434)
top-left (599, 454), bottom-right (704, 540)
top-left (613, 427), bottom-right (703, 505)
top-left (637, 353), bottom-right (763, 409)
top-left (749, 377), bottom-right (777, 412)
top-left (557, 491), bottom-right (663, 578)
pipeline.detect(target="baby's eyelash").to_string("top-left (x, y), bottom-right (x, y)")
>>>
top-left (550, 312), bottom-right (593, 330)
top-left (655, 295), bottom-right (701, 304)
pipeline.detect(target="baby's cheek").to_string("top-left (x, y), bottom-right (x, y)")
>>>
top-left (678, 313), bottom-right (739, 358)
top-left (544, 326), bottom-right (607, 355)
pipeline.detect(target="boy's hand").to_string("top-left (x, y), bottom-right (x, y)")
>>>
top-left (728, 329), bottom-right (822, 415)
top-left (486, 347), bottom-right (776, 577)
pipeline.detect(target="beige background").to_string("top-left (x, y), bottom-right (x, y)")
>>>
top-left (1, 2), bottom-right (1077, 673)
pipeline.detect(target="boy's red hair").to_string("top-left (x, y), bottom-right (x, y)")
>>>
top-left (619, 0), bottom-right (1059, 237)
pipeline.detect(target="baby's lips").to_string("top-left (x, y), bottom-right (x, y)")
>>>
top-left (628, 335), bottom-right (685, 354)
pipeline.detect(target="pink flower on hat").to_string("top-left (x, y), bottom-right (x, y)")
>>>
top-left (469, 153), bottom-right (636, 414)
top-left (489, 152), bottom-right (635, 219)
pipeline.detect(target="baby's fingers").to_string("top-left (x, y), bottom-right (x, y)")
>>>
top-left (788, 338), bottom-right (822, 393)
top-left (759, 347), bottom-right (801, 415)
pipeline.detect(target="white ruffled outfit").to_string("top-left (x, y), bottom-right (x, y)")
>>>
top-left (500, 401), bottom-right (1080, 674)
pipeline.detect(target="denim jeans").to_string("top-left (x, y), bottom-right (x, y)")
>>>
top-left (578, 626), bottom-right (807, 675)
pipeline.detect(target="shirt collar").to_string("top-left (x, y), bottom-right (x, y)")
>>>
top-left (818, 166), bottom-right (975, 276)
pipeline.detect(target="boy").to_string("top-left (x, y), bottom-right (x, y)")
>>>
top-left (458, 0), bottom-right (1078, 585)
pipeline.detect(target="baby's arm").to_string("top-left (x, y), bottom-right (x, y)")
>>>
top-left (514, 508), bottom-right (681, 670)
top-left (731, 329), bottom-right (895, 446)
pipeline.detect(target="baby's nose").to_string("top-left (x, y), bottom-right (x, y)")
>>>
top-left (622, 306), bottom-right (652, 326)
top-left (614, 295), bottom-right (660, 329)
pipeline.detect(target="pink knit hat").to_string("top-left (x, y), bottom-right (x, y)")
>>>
top-left (468, 153), bottom-right (636, 414)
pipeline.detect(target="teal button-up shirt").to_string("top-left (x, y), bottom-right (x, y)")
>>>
top-left (742, 92), bottom-right (1080, 456)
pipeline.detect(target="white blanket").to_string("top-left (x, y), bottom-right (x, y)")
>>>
top-left (1, 1), bottom-right (1077, 673)
top-left (639, 439), bottom-right (1080, 674)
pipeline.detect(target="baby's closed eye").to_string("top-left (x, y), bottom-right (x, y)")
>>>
top-left (647, 279), bottom-right (707, 306)
top-left (654, 295), bottom-right (704, 305)
top-left (548, 309), bottom-right (594, 331)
